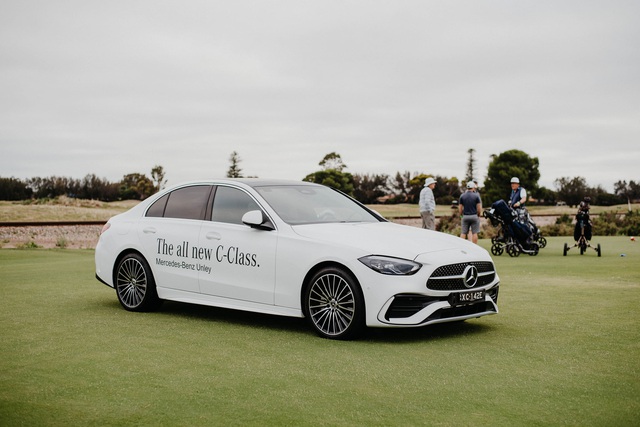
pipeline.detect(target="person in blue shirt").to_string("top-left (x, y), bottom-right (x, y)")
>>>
top-left (459, 181), bottom-right (482, 244)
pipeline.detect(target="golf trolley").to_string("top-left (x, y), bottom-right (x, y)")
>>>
top-left (483, 200), bottom-right (546, 257)
top-left (563, 202), bottom-right (601, 257)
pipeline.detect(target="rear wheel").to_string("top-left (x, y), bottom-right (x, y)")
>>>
top-left (115, 253), bottom-right (161, 312)
top-left (507, 245), bottom-right (520, 257)
top-left (597, 243), bottom-right (602, 257)
top-left (304, 267), bottom-right (364, 340)
top-left (563, 243), bottom-right (568, 256)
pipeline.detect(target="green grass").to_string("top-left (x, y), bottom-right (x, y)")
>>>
top-left (1, 237), bottom-right (639, 426)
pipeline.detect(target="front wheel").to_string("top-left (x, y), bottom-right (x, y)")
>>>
top-left (538, 237), bottom-right (547, 248)
top-left (597, 243), bottom-right (602, 257)
top-left (491, 243), bottom-right (504, 256)
top-left (304, 267), bottom-right (365, 340)
top-left (563, 243), bottom-right (569, 256)
top-left (115, 253), bottom-right (161, 312)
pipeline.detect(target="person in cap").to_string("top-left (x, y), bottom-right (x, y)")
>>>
top-left (419, 177), bottom-right (437, 230)
top-left (509, 177), bottom-right (527, 209)
top-left (459, 181), bottom-right (482, 244)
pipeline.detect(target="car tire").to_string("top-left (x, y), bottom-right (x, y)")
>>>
top-left (304, 267), bottom-right (365, 340)
top-left (115, 253), bottom-right (161, 312)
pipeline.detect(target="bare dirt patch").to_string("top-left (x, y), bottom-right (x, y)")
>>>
top-left (0, 225), bottom-right (103, 249)
top-left (0, 215), bottom-right (556, 249)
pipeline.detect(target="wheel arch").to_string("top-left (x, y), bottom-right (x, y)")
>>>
top-left (112, 248), bottom-right (149, 284)
top-left (299, 261), bottom-right (364, 318)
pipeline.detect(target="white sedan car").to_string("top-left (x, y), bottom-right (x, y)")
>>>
top-left (95, 179), bottom-right (499, 339)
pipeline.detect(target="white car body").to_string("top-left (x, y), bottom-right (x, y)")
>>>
top-left (95, 179), bottom-right (499, 339)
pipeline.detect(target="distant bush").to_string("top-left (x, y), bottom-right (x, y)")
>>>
top-left (539, 213), bottom-right (574, 236)
top-left (55, 236), bottom-right (68, 249)
top-left (593, 210), bottom-right (640, 236)
top-left (437, 213), bottom-right (460, 235)
top-left (539, 223), bottom-right (574, 237)
top-left (17, 241), bottom-right (41, 249)
top-left (0, 177), bottom-right (31, 200)
top-left (540, 210), bottom-right (640, 237)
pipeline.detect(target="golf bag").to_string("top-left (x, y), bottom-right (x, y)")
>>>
top-left (484, 199), bottom-right (541, 257)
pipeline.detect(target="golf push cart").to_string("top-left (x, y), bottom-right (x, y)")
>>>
top-left (563, 197), bottom-right (601, 257)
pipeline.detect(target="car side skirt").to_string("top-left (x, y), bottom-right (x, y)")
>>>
top-left (156, 287), bottom-right (304, 318)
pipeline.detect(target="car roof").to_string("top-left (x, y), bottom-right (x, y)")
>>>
top-left (231, 179), bottom-right (320, 188)
top-left (171, 179), bottom-right (321, 189)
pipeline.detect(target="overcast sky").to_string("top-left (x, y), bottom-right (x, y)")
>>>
top-left (1, 0), bottom-right (639, 192)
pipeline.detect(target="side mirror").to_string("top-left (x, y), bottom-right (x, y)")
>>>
top-left (241, 210), bottom-right (275, 231)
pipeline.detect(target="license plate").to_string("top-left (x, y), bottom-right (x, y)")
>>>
top-left (451, 290), bottom-right (485, 306)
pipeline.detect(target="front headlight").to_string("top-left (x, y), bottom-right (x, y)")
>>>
top-left (358, 255), bottom-right (421, 275)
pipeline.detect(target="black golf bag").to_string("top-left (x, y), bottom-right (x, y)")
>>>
top-left (484, 199), bottom-right (540, 257)
top-left (574, 211), bottom-right (592, 241)
top-left (563, 203), bottom-right (601, 256)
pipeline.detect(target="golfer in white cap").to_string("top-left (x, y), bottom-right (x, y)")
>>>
top-left (509, 177), bottom-right (527, 208)
top-left (419, 177), bottom-right (437, 230)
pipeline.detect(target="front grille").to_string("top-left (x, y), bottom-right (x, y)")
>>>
top-left (427, 261), bottom-right (496, 290)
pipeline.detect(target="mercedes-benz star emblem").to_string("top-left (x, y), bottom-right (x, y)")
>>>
top-left (463, 265), bottom-right (478, 288)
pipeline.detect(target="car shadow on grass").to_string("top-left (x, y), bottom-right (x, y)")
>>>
top-left (362, 321), bottom-right (496, 343)
top-left (95, 298), bottom-right (495, 342)
top-left (160, 300), bottom-right (309, 333)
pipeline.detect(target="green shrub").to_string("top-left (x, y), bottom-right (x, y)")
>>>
top-left (540, 223), bottom-right (574, 237)
top-left (591, 210), bottom-right (640, 236)
top-left (17, 241), bottom-right (41, 249)
top-left (556, 214), bottom-right (572, 225)
top-left (620, 210), bottom-right (640, 236)
top-left (539, 210), bottom-right (640, 237)
top-left (55, 236), bottom-right (68, 249)
top-left (437, 213), bottom-right (461, 235)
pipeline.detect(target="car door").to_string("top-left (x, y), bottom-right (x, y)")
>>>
top-left (198, 185), bottom-right (277, 305)
top-left (138, 185), bottom-right (212, 293)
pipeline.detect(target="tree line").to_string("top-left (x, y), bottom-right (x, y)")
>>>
top-left (301, 151), bottom-right (639, 207)
top-left (2, 150), bottom-right (638, 207)
top-left (0, 166), bottom-right (167, 202)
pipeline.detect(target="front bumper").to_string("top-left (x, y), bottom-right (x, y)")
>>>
top-left (376, 284), bottom-right (499, 326)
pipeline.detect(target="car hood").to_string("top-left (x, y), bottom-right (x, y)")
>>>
top-left (292, 221), bottom-right (489, 261)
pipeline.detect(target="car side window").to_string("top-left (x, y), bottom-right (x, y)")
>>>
top-left (211, 186), bottom-right (260, 225)
top-left (156, 185), bottom-right (212, 220)
top-left (146, 194), bottom-right (169, 218)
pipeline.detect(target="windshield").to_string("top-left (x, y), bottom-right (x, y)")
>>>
top-left (255, 185), bottom-right (382, 225)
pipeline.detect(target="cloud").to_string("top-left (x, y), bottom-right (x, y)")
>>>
top-left (1, 0), bottom-right (639, 192)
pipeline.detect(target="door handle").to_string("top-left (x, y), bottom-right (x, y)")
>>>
top-left (205, 231), bottom-right (222, 240)
top-left (143, 227), bottom-right (156, 234)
